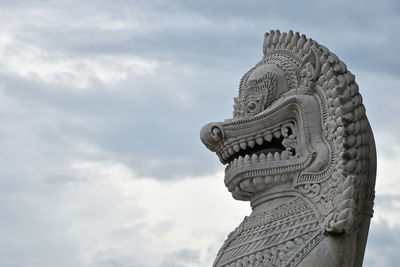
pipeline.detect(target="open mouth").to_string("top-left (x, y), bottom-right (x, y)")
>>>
top-left (226, 132), bottom-right (295, 168)
top-left (216, 120), bottom-right (299, 166)
top-left (200, 95), bottom-right (329, 199)
top-left (215, 119), bottom-right (315, 190)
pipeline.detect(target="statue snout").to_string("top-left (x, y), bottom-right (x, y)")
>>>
top-left (200, 122), bottom-right (225, 152)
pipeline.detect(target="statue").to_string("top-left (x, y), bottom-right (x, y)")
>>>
top-left (200, 30), bottom-right (376, 267)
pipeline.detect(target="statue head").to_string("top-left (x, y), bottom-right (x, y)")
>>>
top-left (200, 30), bottom-right (376, 235)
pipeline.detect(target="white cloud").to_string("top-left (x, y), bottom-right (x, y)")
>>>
top-left (0, 1), bottom-right (398, 266)
top-left (0, 157), bottom-right (250, 267)
top-left (372, 145), bottom-right (400, 228)
top-left (0, 33), bottom-right (159, 89)
top-left (375, 139), bottom-right (400, 196)
top-left (68, 160), bottom-right (251, 266)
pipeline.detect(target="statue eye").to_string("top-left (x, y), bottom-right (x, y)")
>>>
top-left (247, 100), bottom-right (258, 112)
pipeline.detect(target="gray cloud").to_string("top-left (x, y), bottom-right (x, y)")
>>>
top-left (363, 194), bottom-right (400, 266)
top-left (161, 249), bottom-right (200, 267)
top-left (364, 220), bottom-right (400, 266)
top-left (0, 0), bottom-right (399, 266)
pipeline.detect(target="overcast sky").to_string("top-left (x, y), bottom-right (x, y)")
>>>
top-left (0, 0), bottom-right (399, 266)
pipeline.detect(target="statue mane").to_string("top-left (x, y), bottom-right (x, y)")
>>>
top-left (236, 30), bottom-right (375, 233)
top-left (201, 30), bottom-right (376, 266)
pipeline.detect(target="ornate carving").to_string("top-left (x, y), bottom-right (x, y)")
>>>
top-left (200, 30), bottom-right (376, 266)
top-left (214, 198), bottom-right (324, 267)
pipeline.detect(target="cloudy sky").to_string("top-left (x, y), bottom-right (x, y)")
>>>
top-left (0, 0), bottom-right (399, 266)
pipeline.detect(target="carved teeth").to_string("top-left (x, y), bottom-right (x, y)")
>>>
top-left (256, 136), bottom-right (264, 145)
top-left (251, 153), bottom-right (259, 163)
top-left (264, 133), bottom-right (273, 142)
top-left (223, 151), bottom-right (229, 159)
top-left (281, 127), bottom-right (289, 137)
top-left (238, 155), bottom-right (244, 166)
top-left (240, 141), bottom-right (247, 150)
top-left (224, 121), bottom-right (298, 158)
top-left (223, 121), bottom-right (299, 167)
top-left (248, 139), bottom-right (255, 148)
top-left (233, 144), bottom-right (240, 152)
top-left (244, 154), bottom-right (251, 164)
top-left (281, 150), bottom-right (290, 160)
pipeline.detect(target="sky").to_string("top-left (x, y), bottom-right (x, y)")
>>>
top-left (0, 0), bottom-right (399, 266)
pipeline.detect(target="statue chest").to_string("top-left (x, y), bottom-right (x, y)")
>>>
top-left (214, 197), bottom-right (325, 267)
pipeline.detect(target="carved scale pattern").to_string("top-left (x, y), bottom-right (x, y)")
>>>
top-left (260, 30), bottom-right (375, 233)
top-left (213, 197), bottom-right (324, 267)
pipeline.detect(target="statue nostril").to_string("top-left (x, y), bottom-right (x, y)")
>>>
top-left (211, 126), bottom-right (223, 141)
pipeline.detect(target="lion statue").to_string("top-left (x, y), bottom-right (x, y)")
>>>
top-left (200, 30), bottom-right (376, 267)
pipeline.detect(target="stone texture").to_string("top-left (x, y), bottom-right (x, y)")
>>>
top-left (200, 30), bottom-right (376, 267)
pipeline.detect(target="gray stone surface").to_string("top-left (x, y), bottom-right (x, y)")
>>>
top-left (200, 30), bottom-right (376, 267)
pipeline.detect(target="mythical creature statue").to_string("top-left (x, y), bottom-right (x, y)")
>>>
top-left (200, 30), bottom-right (376, 267)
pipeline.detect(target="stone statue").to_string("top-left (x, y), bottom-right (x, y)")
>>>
top-left (200, 30), bottom-right (376, 267)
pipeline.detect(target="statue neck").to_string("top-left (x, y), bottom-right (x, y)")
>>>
top-left (249, 183), bottom-right (294, 215)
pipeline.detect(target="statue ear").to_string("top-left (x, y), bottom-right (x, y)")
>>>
top-left (300, 47), bottom-right (320, 83)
